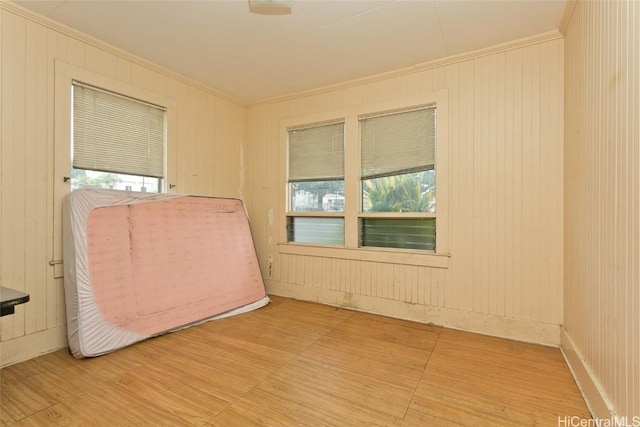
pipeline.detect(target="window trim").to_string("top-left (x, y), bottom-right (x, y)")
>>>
top-left (278, 242), bottom-right (449, 268)
top-left (280, 90), bottom-right (449, 267)
top-left (52, 61), bottom-right (176, 277)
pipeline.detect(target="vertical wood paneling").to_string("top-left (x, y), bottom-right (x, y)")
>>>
top-left (24, 20), bottom-right (38, 336)
top-left (521, 44), bottom-right (535, 321)
top-left (2, 2), bottom-right (569, 362)
top-left (511, 48), bottom-right (524, 320)
top-left (457, 59), bottom-right (475, 313)
top-left (472, 56), bottom-right (487, 315)
top-left (249, 38), bottom-right (565, 344)
top-left (487, 53), bottom-right (498, 317)
top-left (11, 12), bottom-right (27, 339)
top-left (0, 6), bottom-right (247, 366)
top-left (44, 26), bottom-right (59, 330)
top-left (34, 22), bottom-right (49, 333)
top-left (564, 0), bottom-right (639, 419)
top-left (503, 50), bottom-right (514, 319)
top-left (494, 52), bottom-right (506, 318)
top-left (1, 10), bottom-right (17, 340)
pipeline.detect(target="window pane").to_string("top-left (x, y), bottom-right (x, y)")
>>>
top-left (361, 218), bottom-right (435, 251)
top-left (71, 168), bottom-right (162, 193)
top-left (288, 217), bottom-right (344, 245)
top-left (362, 170), bottom-right (435, 213)
top-left (290, 180), bottom-right (344, 212)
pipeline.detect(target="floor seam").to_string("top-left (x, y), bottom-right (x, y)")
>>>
top-left (399, 327), bottom-right (443, 422)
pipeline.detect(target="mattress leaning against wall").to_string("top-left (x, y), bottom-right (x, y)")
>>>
top-left (62, 187), bottom-right (270, 358)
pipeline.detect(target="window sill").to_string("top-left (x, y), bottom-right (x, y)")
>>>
top-left (278, 243), bottom-right (449, 269)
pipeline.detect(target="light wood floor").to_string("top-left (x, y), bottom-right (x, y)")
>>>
top-left (1, 296), bottom-right (590, 426)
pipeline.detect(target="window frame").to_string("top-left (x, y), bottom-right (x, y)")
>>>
top-left (71, 80), bottom-right (167, 191)
top-left (286, 118), bottom-right (346, 246)
top-left (279, 90), bottom-right (449, 268)
top-left (358, 105), bottom-right (437, 251)
top-left (52, 61), bottom-right (176, 277)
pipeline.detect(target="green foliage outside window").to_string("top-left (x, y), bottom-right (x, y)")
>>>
top-left (361, 170), bottom-right (436, 250)
top-left (362, 170), bottom-right (435, 213)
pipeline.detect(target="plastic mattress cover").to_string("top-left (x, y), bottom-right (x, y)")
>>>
top-left (62, 187), bottom-right (269, 358)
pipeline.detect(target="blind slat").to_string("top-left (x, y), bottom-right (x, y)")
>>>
top-left (288, 122), bottom-right (344, 182)
top-left (73, 84), bottom-right (165, 179)
top-left (360, 107), bottom-right (435, 180)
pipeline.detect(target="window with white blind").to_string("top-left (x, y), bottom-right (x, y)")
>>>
top-left (360, 105), bottom-right (436, 250)
top-left (281, 90), bottom-right (449, 265)
top-left (287, 121), bottom-right (345, 245)
top-left (71, 81), bottom-right (166, 193)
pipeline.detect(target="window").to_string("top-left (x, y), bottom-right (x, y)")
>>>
top-left (281, 90), bottom-right (448, 265)
top-left (359, 106), bottom-right (436, 250)
top-left (287, 121), bottom-right (345, 245)
top-left (52, 62), bottom-right (175, 278)
top-left (71, 81), bottom-right (166, 192)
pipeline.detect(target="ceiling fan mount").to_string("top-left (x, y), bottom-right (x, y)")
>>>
top-left (248, 0), bottom-right (292, 15)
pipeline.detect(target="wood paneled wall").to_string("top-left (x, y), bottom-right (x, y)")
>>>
top-left (246, 36), bottom-right (565, 346)
top-left (563, 0), bottom-right (639, 419)
top-left (2, 1), bottom-right (571, 366)
top-left (0, 4), bottom-right (246, 366)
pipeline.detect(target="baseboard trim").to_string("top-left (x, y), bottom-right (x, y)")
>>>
top-left (266, 280), bottom-right (561, 346)
top-left (560, 328), bottom-right (615, 420)
top-left (1, 326), bottom-right (68, 368)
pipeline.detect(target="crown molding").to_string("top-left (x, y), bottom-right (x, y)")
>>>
top-left (253, 29), bottom-right (564, 106)
top-left (0, 0), bottom-right (246, 107)
top-left (2, 0), bottom-right (564, 109)
top-left (559, 0), bottom-right (578, 36)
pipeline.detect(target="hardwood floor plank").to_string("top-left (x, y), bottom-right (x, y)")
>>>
top-left (112, 368), bottom-right (213, 425)
top-left (167, 325), bottom-right (294, 373)
top-left (207, 393), bottom-right (320, 427)
top-left (403, 393), bottom-right (518, 427)
top-left (298, 334), bottom-right (429, 390)
top-left (406, 328), bottom-right (591, 426)
top-left (79, 380), bottom-right (200, 426)
top-left (208, 313), bottom-right (332, 355)
top-left (211, 377), bottom-right (403, 427)
top-left (0, 297), bottom-right (591, 426)
top-left (1, 377), bottom-right (56, 422)
top-left (8, 400), bottom-right (104, 427)
top-left (260, 356), bottom-right (415, 419)
top-left (133, 361), bottom-right (232, 415)
top-left (255, 296), bottom-right (355, 328)
top-left (297, 313), bottom-right (438, 391)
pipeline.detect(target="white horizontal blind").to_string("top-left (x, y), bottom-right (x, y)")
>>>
top-left (288, 122), bottom-right (344, 182)
top-left (73, 82), bottom-right (166, 178)
top-left (360, 106), bottom-right (435, 180)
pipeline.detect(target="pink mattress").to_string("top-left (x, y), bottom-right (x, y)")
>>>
top-left (63, 188), bottom-right (269, 358)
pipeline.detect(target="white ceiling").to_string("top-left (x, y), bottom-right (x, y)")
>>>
top-left (14, 0), bottom-right (567, 104)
